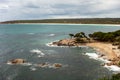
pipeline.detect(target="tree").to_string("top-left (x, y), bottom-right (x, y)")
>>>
top-left (89, 32), bottom-right (105, 41)
top-left (69, 34), bottom-right (74, 39)
top-left (75, 38), bottom-right (84, 43)
top-left (102, 33), bottom-right (115, 42)
top-left (74, 33), bottom-right (82, 38)
top-left (74, 32), bottom-right (87, 38)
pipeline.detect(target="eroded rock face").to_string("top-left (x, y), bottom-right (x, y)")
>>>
top-left (8, 59), bottom-right (25, 64)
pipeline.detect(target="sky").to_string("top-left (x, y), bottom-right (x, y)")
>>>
top-left (0, 0), bottom-right (120, 21)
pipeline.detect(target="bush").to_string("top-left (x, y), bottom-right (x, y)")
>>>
top-left (89, 30), bottom-right (120, 42)
top-left (75, 38), bottom-right (85, 43)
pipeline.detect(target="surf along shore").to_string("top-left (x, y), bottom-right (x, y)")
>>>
top-left (50, 30), bottom-right (120, 70)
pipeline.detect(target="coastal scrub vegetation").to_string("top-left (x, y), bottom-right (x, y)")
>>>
top-left (69, 34), bottom-right (74, 39)
top-left (69, 32), bottom-right (89, 43)
top-left (68, 30), bottom-right (120, 44)
top-left (89, 30), bottom-right (120, 43)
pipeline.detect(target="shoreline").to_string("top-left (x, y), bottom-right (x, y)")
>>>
top-left (47, 40), bottom-right (120, 60)
top-left (1, 23), bottom-right (120, 26)
top-left (86, 42), bottom-right (118, 60)
top-left (47, 39), bottom-right (120, 72)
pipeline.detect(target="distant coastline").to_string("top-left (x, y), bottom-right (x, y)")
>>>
top-left (0, 18), bottom-right (120, 24)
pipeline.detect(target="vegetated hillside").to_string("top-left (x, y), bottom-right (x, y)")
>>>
top-left (1, 18), bottom-right (120, 24)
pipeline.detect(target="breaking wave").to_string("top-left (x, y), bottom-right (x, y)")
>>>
top-left (30, 49), bottom-right (45, 57)
top-left (84, 52), bottom-right (120, 72)
top-left (46, 41), bottom-right (87, 48)
top-left (48, 34), bottom-right (55, 36)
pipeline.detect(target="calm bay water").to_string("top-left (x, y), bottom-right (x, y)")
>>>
top-left (0, 24), bottom-right (120, 80)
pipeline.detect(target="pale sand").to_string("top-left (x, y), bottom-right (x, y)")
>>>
top-left (86, 42), bottom-right (119, 60)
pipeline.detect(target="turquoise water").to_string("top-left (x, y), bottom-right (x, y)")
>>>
top-left (0, 24), bottom-right (120, 80)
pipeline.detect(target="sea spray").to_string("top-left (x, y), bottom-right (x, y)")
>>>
top-left (30, 49), bottom-right (45, 57)
top-left (84, 53), bottom-right (120, 72)
top-left (48, 34), bottom-right (55, 36)
top-left (46, 41), bottom-right (88, 48)
top-left (104, 65), bottom-right (120, 72)
top-left (85, 53), bottom-right (109, 62)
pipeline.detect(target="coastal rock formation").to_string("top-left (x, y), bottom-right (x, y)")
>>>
top-left (37, 63), bottom-right (48, 67)
top-left (36, 63), bottom-right (62, 68)
top-left (52, 38), bottom-right (89, 46)
top-left (53, 63), bottom-right (62, 68)
top-left (7, 59), bottom-right (25, 64)
top-left (53, 39), bottom-right (76, 46)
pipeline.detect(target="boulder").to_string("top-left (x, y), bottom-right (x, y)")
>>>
top-left (106, 63), bottom-right (112, 66)
top-left (53, 63), bottom-right (62, 68)
top-left (37, 63), bottom-right (48, 67)
top-left (100, 63), bottom-right (105, 66)
top-left (8, 59), bottom-right (25, 64)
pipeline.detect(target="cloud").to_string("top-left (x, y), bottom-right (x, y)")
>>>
top-left (0, 0), bottom-right (120, 21)
top-left (0, 4), bottom-right (9, 10)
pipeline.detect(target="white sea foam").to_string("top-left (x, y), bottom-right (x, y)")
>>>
top-left (28, 33), bottom-right (35, 35)
top-left (104, 65), bottom-right (120, 72)
top-left (30, 49), bottom-right (45, 57)
top-left (7, 62), bottom-right (32, 66)
top-left (33, 62), bottom-right (67, 69)
top-left (85, 53), bottom-right (120, 72)
top-left (7, 62), bottom-right (13, 65)
top-left (38, 55), bottom-right (43, 58)
top-left (46, 42), bottom-right (68, 48)
top-left (30, 67), bottom-right (37, 71)
top-left (21, 63), bottom-right (32, 66)
top-left (48, 34), bottom-right (55, 36)
top-left (85, 53), bottom-right (110, 63)
top-left (46, 41), bottom-right (88, 48)
top-left (85, 53), bottom-right (99, 59)
top-left (46, 42), bottom-right (58, 47)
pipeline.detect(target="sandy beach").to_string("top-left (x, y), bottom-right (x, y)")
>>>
top-left (86, 42), bottom-right (119, 60)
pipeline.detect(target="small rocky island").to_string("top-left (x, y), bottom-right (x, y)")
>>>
top-left (52, 30), bottom-right (120, 67)
top-left (7, 58), bottom-right (26, 64)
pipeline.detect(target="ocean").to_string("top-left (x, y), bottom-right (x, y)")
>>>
top-left (0, 24), bottom-right (120, 80)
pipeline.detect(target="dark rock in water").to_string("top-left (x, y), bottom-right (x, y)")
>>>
top-left (101, 63), bottom-right (105, 66)
top-left (53, 63), bottom-right (62, 68)
top-left (37, 62), bottom-right (48, 67)
top-left (53, 42), bottom-right (58, 45)
top-left (8, 59), bottom-right (25, 64)
top-left (99, 54), bottom-right (105, 57)
top-left (106, 63), bottom-right (112, 66)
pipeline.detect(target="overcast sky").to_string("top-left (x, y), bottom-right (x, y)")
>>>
top-left (0, 0), bottom-right (120, 21)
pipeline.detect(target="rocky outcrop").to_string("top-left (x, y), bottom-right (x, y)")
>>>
top-left (52, 38), bottom-right (89, 46)
top-left (53, 39), bottom-right (76, 46)
top-left (8, 59), bottom-right (25, 64)
top-left (53, 63), bottom-right (62, 68)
